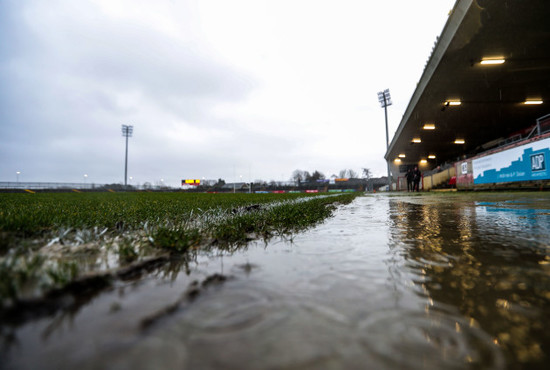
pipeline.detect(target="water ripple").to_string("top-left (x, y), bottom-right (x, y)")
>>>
top-left (357, 309), bottom-right (505, 370)
top-left (181, 287), bottom-right (288, 335)
top-left (183, 297), bottom-right (355, 369)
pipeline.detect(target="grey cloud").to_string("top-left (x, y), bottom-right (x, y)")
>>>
top-left (0, 0), bottom-right (261, 183)
top-left (1, 0), bottom-right (257, 127)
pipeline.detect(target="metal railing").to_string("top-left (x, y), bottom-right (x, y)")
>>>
top-left (0, 182), bottom-right (176, 191)
top-left (498, 134), bottom-right (522, 148)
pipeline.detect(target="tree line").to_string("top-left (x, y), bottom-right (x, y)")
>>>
top-left (290, 168), bottom-right (372, 184)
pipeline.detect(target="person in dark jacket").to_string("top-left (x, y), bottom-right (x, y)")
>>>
top-left (413, 166), bottom-right (422, 192)
top-left (406, 168), bottom-right (414, 192)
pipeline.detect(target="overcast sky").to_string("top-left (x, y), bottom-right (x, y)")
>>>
top-left (0, 0), bottom-right (456, 186)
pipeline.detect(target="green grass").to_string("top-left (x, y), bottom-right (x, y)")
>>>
top-left (0, 192), bottom-right (323, 236)
top-left (0, 192), bottom-right (360, 303)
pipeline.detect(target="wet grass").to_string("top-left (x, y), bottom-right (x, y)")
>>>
top-left (0, 192), bottom-right (359, 305)
top-left (152, 194), bottom-right (347, 249)
top-left (0, 192), bottom-right (322, 238)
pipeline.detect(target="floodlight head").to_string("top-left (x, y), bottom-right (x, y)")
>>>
top-left (122, 124), bottom-right (134, 137)
top-left (377, 89), bottom-right (392, 107)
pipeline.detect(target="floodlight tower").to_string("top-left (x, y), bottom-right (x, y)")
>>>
top-left (377, 89), bottom-right (392, 191)
top-left (121, 125), bottom-right (133, 187)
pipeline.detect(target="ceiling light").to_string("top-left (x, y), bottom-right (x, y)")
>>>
top-left (523, 100), bottom-right (543, 105)
top-left (394, 158), bottom-right (402, 163)
top-left (398, 154), bottom-right (406, 158)
top-left (445, 100), bottom-right (462, 106)
top-left (428, 155), bottom-right (436, 159)
top-left (454, 139), bottom-right (465, 144)
top-left (423, 123), bottom-right (436, 130)
top-left (420, 159), bottom-right (428, 164)
top-left (480, 58), bottom-right (505, 65)
top-left (412, 138), bottom-right (422, 143)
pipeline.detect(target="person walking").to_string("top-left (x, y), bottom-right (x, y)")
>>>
top-left (413, 166), bottom-right (422, 192)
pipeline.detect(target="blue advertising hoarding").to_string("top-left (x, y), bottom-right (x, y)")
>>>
top-left (472, 137), bottom-right (550, 184)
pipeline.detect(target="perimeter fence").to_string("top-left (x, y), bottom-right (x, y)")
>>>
top-left (0, 182), bottom-right (174, 191)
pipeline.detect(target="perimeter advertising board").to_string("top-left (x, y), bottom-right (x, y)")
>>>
top-left (472, 137), bottom-right (550, 184)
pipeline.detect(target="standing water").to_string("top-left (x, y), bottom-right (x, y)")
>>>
top-left (2, 193), bottom-right (550, 369)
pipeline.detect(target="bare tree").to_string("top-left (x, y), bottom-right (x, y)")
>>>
top-left (362, 168), bottom-right (372, 180)
top-left (362, 168), bottom-right (372, 191)
top-left (310, 170), bottom-right (325, 182)
top-left (339, 169), bottom-right (357, 178)
top-left (291, 169), bottom-right (305, 185)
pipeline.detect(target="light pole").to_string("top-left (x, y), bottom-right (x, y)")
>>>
top-left (121, 125), bottom-right (133, 187)
top-left (377, 89), bottom-right (392, 191)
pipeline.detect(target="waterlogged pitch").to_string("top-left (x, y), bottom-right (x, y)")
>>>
top-left (0, 192), bottom-right (334, 233)
top-left (0, 192), bottom-right (359, 304)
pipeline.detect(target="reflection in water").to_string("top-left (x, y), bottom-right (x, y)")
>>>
top-left (358, 308), bottom-right (503, 369)
top-left (388, 194), bottom-right (550, 367)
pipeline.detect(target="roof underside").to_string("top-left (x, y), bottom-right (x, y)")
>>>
top-left (385, 0), bottom-right (550, 167)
